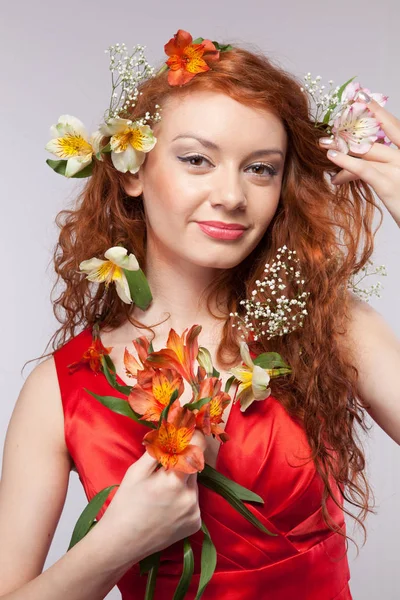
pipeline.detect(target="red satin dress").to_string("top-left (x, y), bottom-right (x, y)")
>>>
top-left (53, 326), bottom-right (352, 599)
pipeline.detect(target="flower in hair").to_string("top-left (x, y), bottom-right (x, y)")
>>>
top-left (301, 74), bottom-right (390, 154)
top-left (79, 246), bottom-right (139, 304)
top-left (162, 29), bottom-right (220, 86)
top-left (45, 115), bottom-right (103, 178)
top-left (98, 117), bottom-right (157, 174)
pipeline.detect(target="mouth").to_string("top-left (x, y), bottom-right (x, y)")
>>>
top-left (196, 221), bottom-right (248, 240)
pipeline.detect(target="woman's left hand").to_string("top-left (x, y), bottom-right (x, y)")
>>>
top-left (319, 97), bottom-right (400, 227)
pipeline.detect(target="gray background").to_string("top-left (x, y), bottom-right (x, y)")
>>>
top-left (1, 0), bottom-right (399, 598)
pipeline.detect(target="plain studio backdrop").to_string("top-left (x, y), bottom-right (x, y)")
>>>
top-left (0, 1), bottom-right (399, 598)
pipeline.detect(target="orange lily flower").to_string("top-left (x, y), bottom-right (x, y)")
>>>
top-left (164, 29), bottom-right (220, 86)
top-left (124, 336), bottom-right (152, 379)
top-left (68, 337), bottom-right (113, 374)
top-left (128, 368), bottom-right (184, 422)
top-left (145, 324), bottom-right (202, 385)
top-left (195, 376), bottom-right (231, 442)
top-left (142, 404), bottom-right (205, 473)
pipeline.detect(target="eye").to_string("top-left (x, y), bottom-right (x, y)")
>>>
top-left (178, 154), bottom-right (278, 177)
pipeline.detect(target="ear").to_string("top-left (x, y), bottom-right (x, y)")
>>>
top-left (122, 172), bottom-right (144, 197)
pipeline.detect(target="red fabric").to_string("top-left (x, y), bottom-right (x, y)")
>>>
top-left (53, 326), bottom-right (352, 599)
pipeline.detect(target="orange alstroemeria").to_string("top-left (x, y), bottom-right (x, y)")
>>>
top-left (124, 336), bottom-right (152, 379)
top-left (164, 29), bottom-right (220, 86)
top-left (128, 369), bottom-right (184, 422)
top-left (68, 337), bottom-right (113, 374)
top-left (142, 404), bottom-right (205, 473)
top-left (195, 377), bottom-right (231, 443)
top-left (145, 324), bottom-right (202, 385)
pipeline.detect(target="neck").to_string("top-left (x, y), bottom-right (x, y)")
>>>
top-left (129, 241), bottom-right (229, 342)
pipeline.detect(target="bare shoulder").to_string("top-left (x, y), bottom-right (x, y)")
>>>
top-left (8, 355), bottom-right (73, 466)
top-left (339, 291), bottom-right (400, 443)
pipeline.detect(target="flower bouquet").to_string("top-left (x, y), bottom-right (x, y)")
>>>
top-left (67, 321), bottom-right (292, 599)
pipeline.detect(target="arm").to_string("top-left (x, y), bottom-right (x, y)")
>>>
top-left (340, 291), bottom-right (400, 445)
top-left (0, 357), bottom-right (138, 600)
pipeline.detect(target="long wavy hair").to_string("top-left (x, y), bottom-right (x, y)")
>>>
top-left (31, 42), bottom-right (383, 554)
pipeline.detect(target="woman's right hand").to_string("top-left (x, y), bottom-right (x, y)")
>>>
top-left (97, 430), bottom-right (207, 564)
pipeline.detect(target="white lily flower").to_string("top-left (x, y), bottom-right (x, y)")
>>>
top-left (45, 115), bottom-right (96, 177)
top-left (79, 246), bottom-right (140, 304)
top-left (229, 342), bottom-right (271, 412)
top-left (332, 103), bottom-right (382, 154)
top-left (99, 117), bottom-right (157, 174)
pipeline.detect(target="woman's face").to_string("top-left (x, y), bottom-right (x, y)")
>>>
top-left (125, 90), bottom-right (287, 270)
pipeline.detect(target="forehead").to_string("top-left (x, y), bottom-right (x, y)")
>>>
top-left (156, 90), bottom-right (287, 150)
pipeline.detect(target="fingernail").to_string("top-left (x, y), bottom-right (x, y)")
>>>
top-left (355, 90), bottom-right (371, 103)
top-left (327, 149), bottom-right (338, 158)
top-left (319, 137), bottom-right (335, 146)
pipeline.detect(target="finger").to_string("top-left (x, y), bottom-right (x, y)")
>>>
top-left (319, 137), bottom-right (399, 164)
top-left (330, 168), bottom-right (359, 186)
top-left (356, 95), bottom-right (400, 147)
top-left (132, 448), bottom-right (162, 477)
top-left (326, 149), bottom-right (383, 189)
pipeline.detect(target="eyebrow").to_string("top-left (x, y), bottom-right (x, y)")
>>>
top-left (171, 134), bottom-right (285, 160)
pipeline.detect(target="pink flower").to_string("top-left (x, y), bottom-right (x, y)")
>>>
top-left (332, 81), bottom-right (389, 154)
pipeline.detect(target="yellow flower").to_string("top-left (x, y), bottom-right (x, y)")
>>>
top-left (99, 117), bottom-right (157, 174)
top-left (79, 246), bottom-right (139, 304)
top-left (45, 115), bottom-right (100, 177)
top-left (230, 342), bottom-right (271, 412)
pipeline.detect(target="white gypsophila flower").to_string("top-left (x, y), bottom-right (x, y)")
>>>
top-left (104, 43), bottom-right (162, 124)
top-left (348, 260), bottom-right (387, 302)
top-left (230, 248), bottom-right (387, 342)
top-left (230, 246), bottom-right (310, 341)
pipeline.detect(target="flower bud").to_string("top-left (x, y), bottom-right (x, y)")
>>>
top-left (197, 347), bottom-right (214, 376)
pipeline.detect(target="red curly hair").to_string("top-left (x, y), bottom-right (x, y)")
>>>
top-left (32, 43), bottom-right (384, 555)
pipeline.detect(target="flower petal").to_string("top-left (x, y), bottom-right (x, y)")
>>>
top-left (115, 273), bottom-right (133, 304)
top-left (252, 365), bottom-right (271, 399)
top-left (239, 341), bottom-right (254, 369)
top-left (56, 115), bottom-right (89, 139)
top-left (99, 117), bottom-right (132, 136)
top-left (65, 155), bottom-right (92, 178)
top-left (79, 257), bottom-right (107, 274)
top-left (111, 144), bottom-right (144, 174)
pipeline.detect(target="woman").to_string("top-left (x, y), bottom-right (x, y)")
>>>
top-left (1, 30), bottom-right (399, 600)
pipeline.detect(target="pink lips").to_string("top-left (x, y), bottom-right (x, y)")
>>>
top-left (197, 221), bottom-right (247, 240)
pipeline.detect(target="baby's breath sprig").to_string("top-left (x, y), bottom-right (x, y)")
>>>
top-left (104, 42), bottom-right (160, 123)
top-left (348, 259), bottom-right (388, 302)
top-left (300, 73), bottom-right (356, 133)
top-left (230, 246), bottom-right (310, 342)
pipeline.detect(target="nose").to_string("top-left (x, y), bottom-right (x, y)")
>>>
top-left (210, 164), bottom-right (247, 211)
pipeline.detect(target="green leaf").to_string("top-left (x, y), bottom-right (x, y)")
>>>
top-left (95, 142), bottom-right (112, 160)
top-left (211, 367), bottom-right (220, 378)
top-left (199, 475), bottom-right (277, 536)
top-left (84, 389), bottom-right (157, 429)
top-left (172, 538), bottom-right (195, 600)
top-left (337, 75), bottom-right (357, 102)
top-left (46, 158), bottom-right (93, 178)
top-left (158, 388), bottom-right (179, 426)
top-left (101, 354), bottom-right (132, 396)
top-left (183, 396), bottom-right (211, 411)
top-left (253, 352), bottom-right (292, 375)
top-left (321, 76), bottom-right (357, 124)
top-left (200, 464), bottom-right (264, 504)
top-left (195, 521), bottom-right (217, 600)
top-left (67, 485), bottom-right (119, 550)
top-left (143, 552), bottom-right (161, 600)
top-left (212, 42), bottom-right (233, 52)
top-left (224, 375), bottom-right (236, 394)
top-left (140, 551), bottom-right (161, 575)
top-left (192, 37), bottom-right (204, 44)
top-left (123, 268), bottom-right (153, 311)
